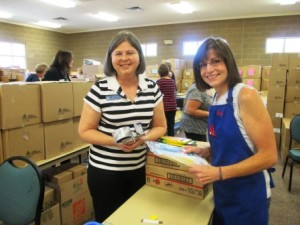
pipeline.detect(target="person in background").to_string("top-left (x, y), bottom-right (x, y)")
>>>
top-left (43, 49), bottom-right (73, 81)
top-left (183, 37), bottom-right (277, 225)
top-left (78, 30), bottom-right (167, 223)
top-left (164, 61), bottom-right (175, 82)
top-left (180, 82), bottom-right (212, 141)
top-left (26, 63), bottom-right (48, 82)
top-left (156, 63), bottom-right (177, 136)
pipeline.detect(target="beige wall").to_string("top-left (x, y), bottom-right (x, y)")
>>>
top-left (0, 23), bottom-right (67, 71)
top-left (1, 15), bottom-right (300, 71)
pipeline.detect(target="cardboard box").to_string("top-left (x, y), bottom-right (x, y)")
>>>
top-left (29, 203), bottom-right (61, 225)
top-left (44, 119), bottom-right (74, 158)
top-left (146, 164), bottom-right (210, 200)
top-left (67, 164), bottom-right (87, 178)
top-left (243, 65), bottom-right (262, 79)
top-left (238, 66), bottom-right (245, 77)
top-left (42, 163), bottom-right (78, 182)
top-left (72, 81), bottom-right (94, 117)
top-left (185, 60), bottom-right (193, 69)
top-left (260, 78), bottom-right (269, 91)
top-left (0, 83), bottom-right (41, 129)
top-left (284, 102), bottom-right (300, 118)
top-left (271, 117), bottom-right (281, 148)
top-left (269, 69), bottom-right (287, 86)
top-left (82, 64), bottom-right (103, 77)
top-left (180, 79), bottom-right (194, 92)
top-left (267, 86), bottom-right (286, 102)
top-left (162, 58), bottom-right (186, 90)
top-left (146, 152), bottom-right (189, 171)
top-left (289, 53), bottom-right (300, 70)
top-left (40, 82), bottom-right (74, 123)
top-left (285, 86), bottom-right (300, 103)
top-left (280, 118), bottom-right (300, 163)
top-left (287, 69), bottom-right (300, 86)
top-left (44, 186), bottom-right (55, 210)
top-left (182, 69), bottom-right (194, 80)
top-left (29, 185), bottom-right (60, 225)
top-left (52, 171), bottom-right (73, 185)
top-left (162, 58), bottom-right (182, 71)
top-left (274, 132), bottom-right (281, 151)
top-left (261, 66), bottom-right (272, 79)
top-left (146, 65), bottom-right (159, 78)
top-left (43, 164), bottom-right (93, 225)
top-left (271, 117), bottom-right (282, 130)
top-left (266, 101), bottom-right (284, 118)
top-left (2, 123), bottom-right (45, 163)
top-left (242, 78), bottom-right (261, 91)
top-left (271, 53), bottom-right (289, 70)
top-left (47, 173), bottom-right (94, 225)
top-left (0, 75), bottom-right (10, 82)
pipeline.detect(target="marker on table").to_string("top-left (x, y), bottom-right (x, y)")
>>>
top-left (141, 218), bottom-right (163, 224)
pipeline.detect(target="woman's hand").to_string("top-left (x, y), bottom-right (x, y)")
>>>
top-left (182, 145), bottom-right (211, 159)
top-left (118, 138), bottom-right (145, 152)
top-left (189, 165), bottom-right (220, 185)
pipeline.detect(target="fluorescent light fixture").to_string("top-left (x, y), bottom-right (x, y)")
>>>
top-left (280, 0), bottom-right (296, 5)
top-left (34, 21), bottom-right (62, 28)
top-left (90, 12), bottom-right (119, 22)
top-left (169, 1), bottom-right (194, 14)
top-left (40, 0), bottom-right (76, 8)
top-left (0, 11), bottom-right (12, 19)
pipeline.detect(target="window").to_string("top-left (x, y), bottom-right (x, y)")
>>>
top-left (141, 43), bottom-right (157, 57)
top-left (183, 41), bottom-right (203, 56)
top-left (266, 38), bottom-right (300, 53)
top-left (0, 41), bottom-right (26, 68)
top-left (284, 38), bottom-right (300, 53)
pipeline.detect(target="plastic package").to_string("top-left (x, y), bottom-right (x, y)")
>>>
top-left (146, 141), bottom-right (209, 166)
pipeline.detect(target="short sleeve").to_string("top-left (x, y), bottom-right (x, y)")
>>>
top-left (83, 83), bottom-right (102, 113)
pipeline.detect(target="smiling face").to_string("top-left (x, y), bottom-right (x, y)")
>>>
top-left (200, 49), bottom-right (228, 94)
top-left (111, 41), bottom-right (140, 77)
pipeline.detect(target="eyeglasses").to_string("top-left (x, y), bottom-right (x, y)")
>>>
top-left (112, 50), bottom-right (138, 58)
top-left (196, 58), bottom-right (223, 70)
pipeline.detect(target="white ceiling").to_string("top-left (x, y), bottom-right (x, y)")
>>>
top-left (1, 0), bottom-right (300, 34)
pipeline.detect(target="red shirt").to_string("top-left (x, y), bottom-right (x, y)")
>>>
top-left (156, 78), bottom-right (177, 111)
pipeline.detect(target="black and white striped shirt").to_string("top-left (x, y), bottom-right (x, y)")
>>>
top-left (84, 74), bottom-right (163, 171)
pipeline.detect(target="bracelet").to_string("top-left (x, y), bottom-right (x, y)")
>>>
top-left (219, 166), bottom-right (223, 181)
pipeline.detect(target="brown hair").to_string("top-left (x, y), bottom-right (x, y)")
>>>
top-left (158, 63), bottom-right (169, 77)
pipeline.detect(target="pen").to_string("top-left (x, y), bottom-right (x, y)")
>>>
top-left (141, 218), bottom-right (163, 224)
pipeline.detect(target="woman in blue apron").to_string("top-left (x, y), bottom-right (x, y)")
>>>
top-left (183, 37), bottom-right (277, 225)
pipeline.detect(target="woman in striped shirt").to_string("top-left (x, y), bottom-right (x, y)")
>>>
top-left (78, 30), bottom-right (167, 223)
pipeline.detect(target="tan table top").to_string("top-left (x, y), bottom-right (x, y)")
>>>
top-left (104, 185), bottom-right (214, 225)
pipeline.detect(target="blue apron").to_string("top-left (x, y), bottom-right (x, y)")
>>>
top-left (208, 87), bottom-right (268, 225)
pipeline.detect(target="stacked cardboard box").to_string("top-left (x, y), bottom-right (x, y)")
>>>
top-left (145, 64), bottom-right (159, 81)
top-left (146, 59), bottom-right (192, 93)
top-left (240, 65), bottom-right (262, 91)
top-left (0, 81), bottom-right (93, 163)
top-left (0, 68), bottom-right (26, 82)
top-left (43, 163), bottom-right (94, 225)
top-left (29, 186), bottom-right (61, 225)
top-left (180, 69), bottom-right (194, 94)
top-left (261, 66), bottom-right (271, 91)
top-left (280, 118), bottom-right (300, 164)
top-left (285, 53), bottom-right (300, 118)
top-left (146, 151), bottom-right (211, 200)
top-left (266, 54), bottom-right (288, 148)
top-left (162, 58), bottom-right (186, 91)
top-left (265, 53), bottom-right (300, 156)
